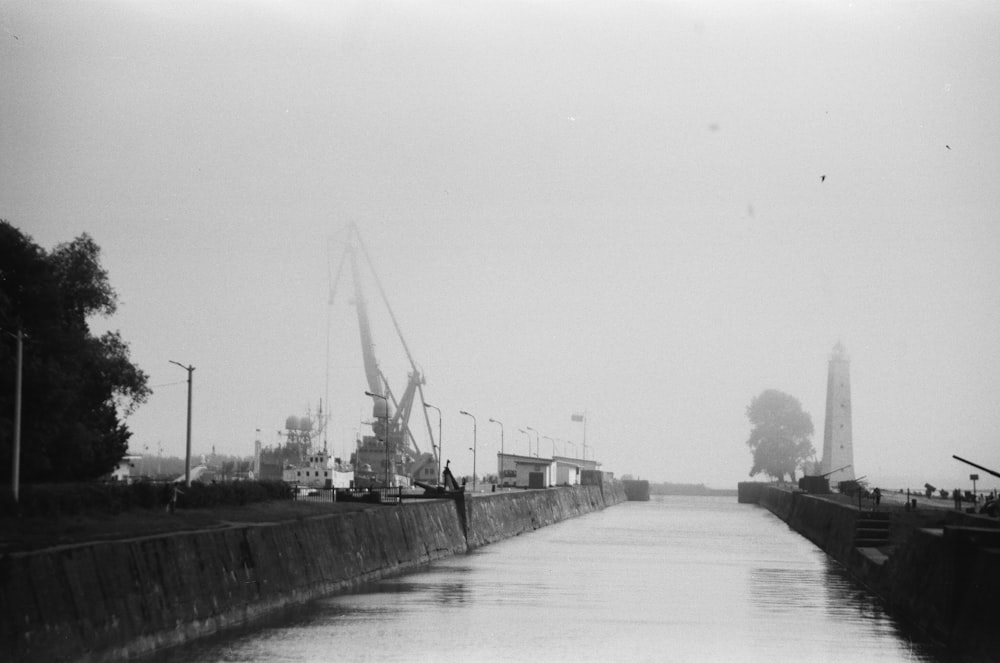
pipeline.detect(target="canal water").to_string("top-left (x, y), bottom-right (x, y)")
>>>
top-left (167, 496), bottom-right (943, 662)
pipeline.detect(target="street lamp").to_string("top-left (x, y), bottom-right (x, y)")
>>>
top-left (169, 360), bottom-right (195, 487)
top-left (526, 426), bottom-right (539, 457)
top-left (365, 391), bottom-right (390, 487)
top-left (542, 435), bottom-right (558, 457)
top-left (518, 428), bottom-right (531, 456)
top-left (489, 418), bottom-right (504, 487)
top-left (565, 440), bottom-right (577, 458)
top-left (424, 402), bottom-right (442, 484)
top-left (460, 410), bottom-right (477, 492)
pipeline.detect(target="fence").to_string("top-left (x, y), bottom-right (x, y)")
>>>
top-left (291, 485), bottom-right (406, 505)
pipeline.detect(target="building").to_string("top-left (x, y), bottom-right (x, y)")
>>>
top-left (820, 341), bottom-right (855, 484)
top-left (282, 449), bottom-right (353, 489)
top-left (497, 453), bottom-right (555, 488)
top-left (552, 455), bottom-right (601, 486)
top-left (109, 453), bottom-right (142, 483)
top-left (495, 452), bottom-right (602, 488)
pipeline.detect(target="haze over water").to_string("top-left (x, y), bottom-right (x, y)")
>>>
top-left (165, 497), bottom-right (940, 662)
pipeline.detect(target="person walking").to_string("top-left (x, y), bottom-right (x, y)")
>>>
top-left (167, 483), bottom-right (183, 514)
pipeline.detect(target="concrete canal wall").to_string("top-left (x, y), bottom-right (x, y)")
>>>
top-left (465, 482), bottom-right (624, 548)
top-left (1, 483), bottom-right (625, 662)
top-left (739, 482), bottom-right (1000, 658)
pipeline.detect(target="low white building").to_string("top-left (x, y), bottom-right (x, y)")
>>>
top-left (282, 450), bottom-right (352, 489)
top-left (553, 455), bottom-right (601, 486)
top-left (110, 454), bottom-right (142, 483)
top-left (497, 453), bottom-right (555, 488)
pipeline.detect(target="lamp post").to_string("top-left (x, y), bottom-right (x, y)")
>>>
top-left (424, 402), bottom-right (442, 484)
top-left (365, 391), bottom-right (390, 487)
top-left (542, 435), bottom-right (558, 458)
top-left (526, 426), bottom-right (539, 457)
top-left (518, 428), bottom-right (531, 456)
top-left (168, 360), bottom-right (195, 487)
top-left (459, 410), bottom-right (477, 492)
top-left (565, 440), bottom-right (577, 458)
top-left (489, 418), bottom-right (504, 487)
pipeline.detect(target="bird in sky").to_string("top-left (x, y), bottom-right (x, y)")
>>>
top-left (821, 175), bottom-right (826, 182)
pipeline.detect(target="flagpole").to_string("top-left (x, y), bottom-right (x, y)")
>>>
top-left (571, 411), bottom-right (587, 460)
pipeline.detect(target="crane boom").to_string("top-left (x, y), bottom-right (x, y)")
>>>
top-left (354, 227), bottom-right (422, 378)
top-left (953, 455), bottom-right (1000, 479)
top-left (349, 243), bottom-right (385, 400)
top-left (329, 223), bottom-right (439, 486)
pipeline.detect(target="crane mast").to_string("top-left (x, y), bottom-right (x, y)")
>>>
top-left (329, 224), bottom-right (439, 487)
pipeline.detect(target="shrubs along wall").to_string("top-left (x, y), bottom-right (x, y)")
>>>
top-left (0, 481), bottom-right (293, 518)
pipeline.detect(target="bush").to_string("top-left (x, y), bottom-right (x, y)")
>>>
top-left (0, 480), bottom-right (294, 517)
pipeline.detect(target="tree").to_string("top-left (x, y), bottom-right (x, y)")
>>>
top-left (0, 221), bottom-right (151, 482)
top-left (745, 389), bottom-right (815, 482)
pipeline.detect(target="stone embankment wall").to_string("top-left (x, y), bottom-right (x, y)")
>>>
top-left (465, 483), bottom-right (623, 548)
top-left (1, 484), bottom-right (625, 662)
top-left (739, 482), bottom-right (1000, 659)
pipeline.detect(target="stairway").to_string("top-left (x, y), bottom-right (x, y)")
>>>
top-left (854, 511), bottom-right (891, 548)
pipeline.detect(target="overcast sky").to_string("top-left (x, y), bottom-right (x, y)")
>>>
top-left (3, 0), bottom-right (999, 490)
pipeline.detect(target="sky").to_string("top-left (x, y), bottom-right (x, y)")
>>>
top-left (2, 0), bottom-right (999, 491)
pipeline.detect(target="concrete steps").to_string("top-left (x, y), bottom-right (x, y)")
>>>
top-left (854, 511), bottom-right (891, 548)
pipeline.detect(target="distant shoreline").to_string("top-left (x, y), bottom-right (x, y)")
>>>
top-left (647, 483), bottom-right (738, 497)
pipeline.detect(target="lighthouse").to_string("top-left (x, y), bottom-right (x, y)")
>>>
top-left (820, 341), bottom-right (855, 484)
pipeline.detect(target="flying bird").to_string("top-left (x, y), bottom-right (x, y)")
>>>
top-left (821, 175), bottom-right (826, 182)
top-left (946, 145), bottom-right (951, 150)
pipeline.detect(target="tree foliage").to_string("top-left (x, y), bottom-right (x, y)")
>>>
top-left (0, 221), bottom-right (151, 482)
top-left (745, 389), bottom-right (815, 482)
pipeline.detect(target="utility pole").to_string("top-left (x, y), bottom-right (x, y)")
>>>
top-left (6, 328), bottom-right (24, 502)
top-left (169, 361), bottom-right (195, 486)
top-left (424, 402), bottom-right (442, 484)
top-left (460, 410), bottom-right (477, 492)
top-left (489, 418), bottom-right (504, 487)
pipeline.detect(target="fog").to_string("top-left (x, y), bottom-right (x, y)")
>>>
top-left (3, 1), bottom-right (999, 491)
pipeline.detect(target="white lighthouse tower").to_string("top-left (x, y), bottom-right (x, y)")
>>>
top-left (821, 341), bottom-right (855, 485)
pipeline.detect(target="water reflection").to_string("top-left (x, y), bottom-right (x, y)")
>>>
top-left (167, 496), bottom-right (944, 662)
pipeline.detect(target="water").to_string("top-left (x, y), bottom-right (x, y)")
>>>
top-left (169, 496), bottom-right (942, 662)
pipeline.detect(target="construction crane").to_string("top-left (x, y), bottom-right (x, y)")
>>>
top-left (328, 224), bottom-right (438, 488)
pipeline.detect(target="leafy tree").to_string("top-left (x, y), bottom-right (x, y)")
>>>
top-left (0, 221), bottom-right (151, 482)
top-left (745, 389), bottom-right (815, 482)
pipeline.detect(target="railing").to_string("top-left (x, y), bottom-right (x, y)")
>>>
top-left (291, 485), bottom-right (401, 505)
top-left (293, 485), bottom-right (473, 506)
top-left (335, 486), bottom-right (404, 505)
